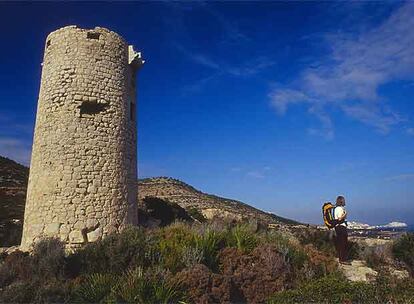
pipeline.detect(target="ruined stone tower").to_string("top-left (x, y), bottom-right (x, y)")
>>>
top-left (21, 26), bottom-right (144, 249)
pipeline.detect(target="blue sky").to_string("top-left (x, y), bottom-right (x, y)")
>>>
top-left (1, 2), bottom-right (414, 225)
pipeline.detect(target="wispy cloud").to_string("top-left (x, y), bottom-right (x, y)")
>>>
top-left (176, 43), bottom-right (275, 93)
top-left (246, 171), bottom-right (265, 179)
top-left (385, 174), bottom-right (414, 182)
top-left (167, 3), bottom-right (275, 94)
top-left (269, 3), bottom-right (414, 138)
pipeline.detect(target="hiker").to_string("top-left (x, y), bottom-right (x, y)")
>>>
top-left (334, 195), bottom-right (350, 265)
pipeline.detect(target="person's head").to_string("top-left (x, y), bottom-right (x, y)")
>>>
top-left (336, 195), bottom-right (346, 206)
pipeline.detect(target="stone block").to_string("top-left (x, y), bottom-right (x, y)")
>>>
top-left (45, 223), bottom-right (61, 235)
top-left (87, 227), bottom-right (102, 242)
top-left (69, 230), bottom-right (84, 243)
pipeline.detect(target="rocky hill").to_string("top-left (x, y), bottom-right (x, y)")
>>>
top-left (0, 156), bottom-right (301, 246)
top-left (138, 177), bottom-right (300, 226)
top-left (0, 156), bottom-right (29, 246)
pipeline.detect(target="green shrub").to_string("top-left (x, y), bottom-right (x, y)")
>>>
top-left (180, 245), bottom-right (203, 268)
top-left (113, 268), bottom-right (151, 303)
top-left (225, 224), bottom-right (258, 253)
top-left (393, 233), bottom-right (414, 275)
top-left (72, 273), bottom-right (117, 303)
top-left (267, 272), bottom-right (377, 304)
top-left (187, 207), bottom-right (207, 223)
top-left (113, 268), bottom-right (186, 304)
top-left (266, 231), bottom-right (307, 272)
top-left (268, 272), bottom-right (414, 304)
top-left (66, 226), bottom-right (152, 275)
top-left (157, 222), bottom-right (195, 272)
top-left (194, 229), bottom-right (223, 271)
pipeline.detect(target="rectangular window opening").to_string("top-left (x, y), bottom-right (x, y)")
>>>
top-left (78, 101), bottom-right (108, 117)
top-left (87, 32), bottom-right (101, 40)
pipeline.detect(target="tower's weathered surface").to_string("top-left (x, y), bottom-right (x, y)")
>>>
top-left (21, 26), bottom-right (143, 249)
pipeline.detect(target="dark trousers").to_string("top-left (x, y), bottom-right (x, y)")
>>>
top-left (334, 225), bottom-right (349, 262)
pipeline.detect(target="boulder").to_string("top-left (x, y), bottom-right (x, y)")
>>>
top-left (339, 260), bottom-right (378, 282)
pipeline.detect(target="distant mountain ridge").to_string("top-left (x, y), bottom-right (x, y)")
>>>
top-left (138, 177), bottom-right (300, 226)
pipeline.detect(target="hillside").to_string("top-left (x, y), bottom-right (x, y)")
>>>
top-left (138, 177), bottom-right (300, 226)
top-left (0, 156), bottom-right (29, 246)
top-left (0, 157), bottom-right (301, 246)
top-left (0, 156), bottom-right (29, 187)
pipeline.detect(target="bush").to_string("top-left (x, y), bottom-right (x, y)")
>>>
top-left (348, 240), bottom-right (361, 260)
top-left (32, 237), bottom-right (65, 279)
top-left (393, 233), bottom-right (414, 275)
top-left (66, 226), bottom-right (152, 276)
top-left (0, 250), bottom-right (33, 288)
top-left (157, 222), bottom-right (195, 272)
top-left (72, 273), bottom-right (117, 303)
top-left (194, 229), bottom-right (223, 271)
top-left (173, 263), bottom-right (243, 303)
top-left (115, 268), bottom-right (185, 304)
top-left (219, 245), bottom-right (290, 303)
top-left (187, 207), bottom-right (207, 223)
top-left (268, 272), bottom-right (414, 304)
top-left (142, 197), bottom-right (193, 226)
top-left (0, 281), bottom-right (36, 303)
top-left (359, 245), bottom-right (390, 270)
top-left (266, 231), bottom-right (308, 273)
top-left (301, 244), bottom-right (338, 279)
top-left (297, 228), bottom-right (335, 255)
top-left (72, 268), bottom-right (185, 304)
top-left (225, 224), bottom-right (258, 253)
top-left (267, 273), bottom-right (377, 304)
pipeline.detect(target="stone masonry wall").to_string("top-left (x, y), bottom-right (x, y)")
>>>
top-left (21, 26), bottom-right (143, 249)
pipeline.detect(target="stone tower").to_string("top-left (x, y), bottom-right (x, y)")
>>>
top-left (21, 26), bottom-right (144, 249)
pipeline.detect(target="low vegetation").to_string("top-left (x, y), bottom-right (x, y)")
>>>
top-left (0, 222), bottom-right (413, 303)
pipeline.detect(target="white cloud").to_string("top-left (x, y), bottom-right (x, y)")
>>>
top-left (270, 3), bottom-right (414, 137)
top-left (0, 138), bottom-right (31, 165)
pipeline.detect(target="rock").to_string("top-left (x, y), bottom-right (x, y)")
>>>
top-left (0, 246), bottom-right (20, 255)
top-left (202, 208), bottom-right (243, 221)
top-left (339, 260), bottom-right (378, 282)
top-left (69, 230), bottom-right (84, 243)
top-left (390, 269), bottom-right (410, 280)
top-left (87, 227), bottom-right (102, 242)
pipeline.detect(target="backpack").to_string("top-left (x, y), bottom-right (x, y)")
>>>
top-left (322, 202), bottom-right (338, 229)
